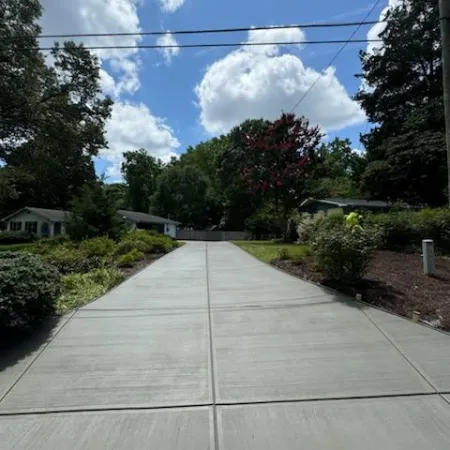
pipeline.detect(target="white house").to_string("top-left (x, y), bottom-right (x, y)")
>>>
top-left (1, 207), bottom-right (179, 239)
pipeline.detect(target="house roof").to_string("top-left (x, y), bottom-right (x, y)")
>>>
top-left (299, 198), bottom-right (390, 211)
top-left (2, 207), bottom-right (179, 226)
top-left (118, 210), bottom-right (180, 225)
top-left (1, 207), bottom-right (68, 223)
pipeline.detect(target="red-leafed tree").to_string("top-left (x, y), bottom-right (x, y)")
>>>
top-left (239, 113), bottom-right (322, 237)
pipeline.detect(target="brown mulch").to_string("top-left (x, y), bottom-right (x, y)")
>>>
top-left (120, 252), bottom-right (171, 280)
top-left (273, 250), bottom-right (450, 331)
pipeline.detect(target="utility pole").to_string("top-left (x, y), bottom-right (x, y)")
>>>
top-left (439, 0), bottom-right (450, 205)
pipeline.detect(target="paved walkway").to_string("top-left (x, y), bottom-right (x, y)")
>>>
top-left (1, 241), bottom-right (450, 449)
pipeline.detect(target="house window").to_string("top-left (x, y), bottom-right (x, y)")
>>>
top-left (25, 222), bottom-right (38, 234)
top-left (10, 221), bottom-right (22, 231)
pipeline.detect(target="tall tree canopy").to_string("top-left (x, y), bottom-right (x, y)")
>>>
top-left (356, 0), bottom-right (446, 205)
top-left (151, 165), bottom-right (210, 228)
top-left (121, 149), bottom-right (163, 213)
top-left (0, 0), bottom-right (112, 216)
top-left (237, 113), bottom-right (322, 234)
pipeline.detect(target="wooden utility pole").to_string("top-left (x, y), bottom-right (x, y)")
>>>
top-left (439, 0), bottom-right (450, 205)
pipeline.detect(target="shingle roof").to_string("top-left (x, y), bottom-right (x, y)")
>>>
top-left (1, 207), bottom-right (69, 222)
top-left (26, 207), bottom-right (69, 222)
top-left (323, 198), bottom-right (390, 208)
top-left (118, 210), bottom-right (180, 225)
top-left (2, 207), bottom-right (179, 225)
top-left (299, 198), bottom-right (390, 210)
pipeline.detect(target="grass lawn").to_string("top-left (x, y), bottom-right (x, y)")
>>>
top-left (0, 243), bottom-right (35, 252)
top-left (233, 240), bottom-right (311, 263)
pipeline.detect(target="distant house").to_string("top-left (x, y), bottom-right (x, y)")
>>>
top-left (299, 198), bottom-right (390, 222)
top-left (1, 207), bottom-right (179, 238)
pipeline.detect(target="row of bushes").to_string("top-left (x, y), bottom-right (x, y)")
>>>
top-left (297, 207), bottom-right (450, 284)
top-left (0, 230), bottom-right (179, 331)
top-left (363, 208), bottom-right (450, 254)
top-left (0, 231), bottom-right (37, 244)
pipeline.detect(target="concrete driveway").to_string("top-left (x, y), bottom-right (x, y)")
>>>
top-left (1, 241), bottom-right (450, 449)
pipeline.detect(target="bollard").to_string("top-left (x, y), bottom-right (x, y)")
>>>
top-left (422, 239), bottom-right (435, 275)
top-left (412, 311), bottom-right (421, 323)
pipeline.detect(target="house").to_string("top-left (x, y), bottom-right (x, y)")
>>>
top-left (1, 207), bottom-right (179, 239)
top-left (118, 210), bottom-right (179, 238)
top-left (299, 198), bottom-right (390, 222)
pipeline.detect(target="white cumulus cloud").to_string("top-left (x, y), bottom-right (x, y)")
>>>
top-left (158, 0), bottom-right (185, 13)
top-left (195, 27), bottom-right (365, 135)
top-left (367, 0), bottom-right (402, 53)
top-left (40, 0), bottom-right (143, 97)
top-left (157, 33), bottom-right (180, 65)
top-left (101, 102), bottom-right (180, 178)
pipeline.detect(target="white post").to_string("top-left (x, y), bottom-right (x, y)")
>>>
top-left (422, 239), bottom-right (435, 275)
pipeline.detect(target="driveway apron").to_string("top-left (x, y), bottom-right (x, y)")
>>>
top-left (1, 241), bottom-right (449, 449)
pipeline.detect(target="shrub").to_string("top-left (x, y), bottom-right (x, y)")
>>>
top-left (79, 236), bottom-right (116, 257)
top-left (115, 249), bottom-right (145, 268)
top-left (279, 248), bottom-right (291, 260)
top-left (122, 229), bottom-right (174, 253)
top-left (42, 246), bottom-right (102, 274)
top-left (0, 252), bottom-right (61, 330)
top-left (32, 236), bottom-right (74, 256)
top-left (115, 239), bottom-right (152, 256)
top-left (312, 227), bottom-right (381, 284)
top-left (57, 268), bottom-right (124, 313)
top-left (364, 208), bottom-right (450, 254)
top-left (0, 231), bottom-right (36, 244)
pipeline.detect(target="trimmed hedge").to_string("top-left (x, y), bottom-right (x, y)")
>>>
top-left (0, 231), bottom-right (36, 244)
top-left (0, 252), bottom-right (61, 330)
top-left (364, 208), bottom-right (450, 253)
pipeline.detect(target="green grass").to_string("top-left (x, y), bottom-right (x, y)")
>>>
top-left (233, 241), bottom-right (311, 263)
top-left (0, 243), bottom-right (35, 252)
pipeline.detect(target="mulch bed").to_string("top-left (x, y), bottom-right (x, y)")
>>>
top-left (273, 250), bottom-right (450, 331)
top-left (120, 253), bottom-right (166, 280)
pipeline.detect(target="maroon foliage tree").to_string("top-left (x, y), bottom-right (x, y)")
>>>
top-left (239, 113), bottom-right (322, 238)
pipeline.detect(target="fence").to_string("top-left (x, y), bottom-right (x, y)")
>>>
top-left (176, 230), bottom-right (252, 241)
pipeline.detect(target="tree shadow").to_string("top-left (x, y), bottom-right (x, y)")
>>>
top-left (0, 317), bottom-right (63, 373)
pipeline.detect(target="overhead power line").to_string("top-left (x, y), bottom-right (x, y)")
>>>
top-left (32, 38), bottom-right (383, 52)
top-left (289, 0), bottom-right (383, 113)
top-left (32, 20), bottom-right (384, 40)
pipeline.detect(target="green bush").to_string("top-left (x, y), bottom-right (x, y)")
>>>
top-left (42, 246), bottom-right (102, 274)
top-left (278, 248), bottom-right (291, 260)
top-left (0, 243), bottom-right (35, 252)
top-left (0, 231), bottom-right (36, 244)
top-left (0, 252), bottom-right (61, 330)
top-left (79, 236), bottom-right (116, 257)
top-left (115, 239), bottom-right (152, 256)
top-left (32, 236), bottom-right (74, 256)
top-left (364, 208), bottom-right (450, 254)
top-left (312, 227), bottom-right (380, 284)
top-left (115, 249), bottom-right (145, 268)
top-left (123, 229), bottom-right (174, 253)
top-left (58, 268), bottom-right (124, 313)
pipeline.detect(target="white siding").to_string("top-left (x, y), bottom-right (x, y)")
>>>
top-left (6, 210), bottom-right (66, 238)
top-left (166, 223), bottom-right (177, 238)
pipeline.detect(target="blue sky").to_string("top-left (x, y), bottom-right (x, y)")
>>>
top-left (39, 0), bottom-right (392, 180)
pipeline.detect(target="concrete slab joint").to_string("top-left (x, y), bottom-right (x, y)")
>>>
top-left (0, 241), bottom-right (449, 449)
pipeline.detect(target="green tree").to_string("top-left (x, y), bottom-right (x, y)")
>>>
top-left (66, 182), bottom-right (124, 240)
top-left (104, 183), bottom-right (127, 209)
top-left (217, 119), bottom-right (270, 230)
top-left (306, 138), bottom-right (365, 199)
top-left (355, 0), bottom-right (446, 205)
top-left (121, 149), bottom-right (163, 213)
top-left (0, 2), bottom-right (113, 215)
top-left (238, 113), bottom-right (322, 237)
top-left (151, 165), bottom-right (209, 228)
